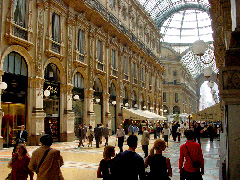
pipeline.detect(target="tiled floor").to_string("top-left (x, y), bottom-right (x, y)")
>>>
top-left (0, 135), bottom-right (220, 180)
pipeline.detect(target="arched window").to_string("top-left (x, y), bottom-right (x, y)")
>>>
top-left (73, 72), bottom-right (84, 89)
top-left (44, 63), bottom-right (60, 82)
top-left (173, 106), bottom-right (180, 114)
top-left (3, 52), bottom-right (28, 76)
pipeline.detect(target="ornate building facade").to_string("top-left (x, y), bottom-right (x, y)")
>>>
top-left (0, 0), bottom-right (164, 147)
top-left (160, 46), bottom-right (199, 117)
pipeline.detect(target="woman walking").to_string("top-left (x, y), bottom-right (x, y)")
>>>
top-left (87, 126), bottom-right (94, 147)
top-left (116, 124), bottom-right (125, 152)
top-left (163, 123), bottom-right (170, 147)
top-left (145, 139), bottom-right (172, 180)
top-left (9, 144), bottom-right (33, 180)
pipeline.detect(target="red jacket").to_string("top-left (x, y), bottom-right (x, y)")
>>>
top-left (179, 140), bottom-right (204, 172)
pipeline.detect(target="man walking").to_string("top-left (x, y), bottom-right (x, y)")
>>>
top-left (113, 135), bottom-right (145, 180)
top-left (94, 124), bottom-right (102, 148)
top-left (141, 126), bottom-right (150, 158)
top-left (102, 124), bottom-right (109, 146)
top-left (16, 125), bottom-right (28, 143)
top-left (179, 130), bottom-right (204, 180)
top-left (78, 124), bottom-right (84, 147)
top-left (29, 134), bottom-right (64, 180)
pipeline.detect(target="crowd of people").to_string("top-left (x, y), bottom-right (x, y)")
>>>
top-left (6, 121), bottom-right (219, 180)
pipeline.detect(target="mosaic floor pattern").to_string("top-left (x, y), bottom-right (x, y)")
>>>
top-left (0, 135), bottom-right (220, 180)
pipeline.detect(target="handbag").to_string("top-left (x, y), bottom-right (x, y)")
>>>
top-left (185, 144), bottom-right (201, 168)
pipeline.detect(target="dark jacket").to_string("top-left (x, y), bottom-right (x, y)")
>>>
top-left (94, 127), bottom-right (102, 140)
top-left (16, 130), bottom-right (28, 142)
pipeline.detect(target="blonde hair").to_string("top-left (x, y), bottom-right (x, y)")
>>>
top-left (150, 139), bottom-right (166, 156)
top-left (103, 145), bottom-right (115, 159)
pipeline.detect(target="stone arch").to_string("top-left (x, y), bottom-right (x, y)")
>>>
top-left (1, 45), bottom-right (35, 77)
top-left (109, 79), bottom-right (119, 97)
top-left (94, 74), bottom-right (107, 94)
top-left (43, 57), bottom-right (66, 84)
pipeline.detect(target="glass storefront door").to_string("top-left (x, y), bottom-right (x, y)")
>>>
top-left (43, 99), bottom-right (60, 142)
top-left (1, 103), bottom-right (26, 147)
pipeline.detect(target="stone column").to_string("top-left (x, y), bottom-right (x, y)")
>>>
top-left (219, 29), bottom-right (240, 179)
top-left (116, 96), bottom-right (123, 128)
top-left (0, 70), bottom-right (4, 149)
top-left (62, 84), bottom-right (75, 142)
top-left (103, 93), bottom-right (111, 127)
top-left (85, 89), bottom-right (96, 127)
top-left (29, 77), bottom-right (46, 146)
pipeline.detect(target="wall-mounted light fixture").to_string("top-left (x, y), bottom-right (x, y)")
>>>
top-left (0, 82), bottom-right (8, 90)
top-left (96, 98), bottom-right (100, 103)
top-left (73, 95), bottom-right (80, 100)
top-left (112, 101), bottom-right (116, 105)
top-left (125, 103), bottom-right (129, 107)
top-left (44, 90), bottom-right (50, 97)
top-left (143, 106), bottom-right (146, 109)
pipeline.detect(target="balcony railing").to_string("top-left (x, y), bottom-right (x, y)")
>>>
top-left (14, 26), bottom-right (28, 40)
top-left (52, 41), bottom-right (61, 54)
top-left (98, 62), bottom-right (104, 71)
top-left (113, 69), bottom-right (117, 76)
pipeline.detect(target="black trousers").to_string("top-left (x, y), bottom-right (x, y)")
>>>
top-left (105, 137), bottom-right (108, 145)
top-left (180, 169), bottom-right (203, 180)
top-left (142, 145), bottom-right (148, 158)
top-left (96, 138), bottom-right (100, 148)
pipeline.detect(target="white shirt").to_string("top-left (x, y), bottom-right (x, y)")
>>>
top-left (163, 128), bottom-right (170, 136)
top-left (20, 130), bottom-right (24, 138)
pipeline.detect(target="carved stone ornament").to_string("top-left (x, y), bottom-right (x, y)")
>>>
top-left (219, 66), bottom-right (240, 104)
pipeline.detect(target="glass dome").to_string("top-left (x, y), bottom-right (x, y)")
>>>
top-left (139, 0), bottom-right (212, 44)
top-left (160, 10), bottom-right (213, 44)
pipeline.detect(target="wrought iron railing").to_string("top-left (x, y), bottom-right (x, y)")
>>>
top-left (13, 26), bottom-right (28, 40)
top-left (52, 41), bottom-right (61, 54)
top-left (98, 62), bottom-right (104, 71)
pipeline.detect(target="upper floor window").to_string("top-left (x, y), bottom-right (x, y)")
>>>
top-left (122, 7), bottom-right (127, 20)
top-left (97, 40), bottom-right (103, 62)
top-left (52, 13), bottom-right (60, 43)
top-left (124, 56), bottom-right (128, 74)
top-left (141, 67), bottom-right (145, 81)
top-left (110, 0), bottom-right (115, 8)
top-left (78, 29), bottom-right (84, 54)
top-left (173, 71), bottom-right (177, 76)
top-left (133, 63), bottom-right (137, 78)
top-left (163, 92), bottom-right (167, 102)
top-left (14, 0), bottom-right (27, 28)
top-left (175, 93), bottom-right (178, 103)
top-left (112, 50), bottom-right (116, 69)
top-left (148, 72), bottom-right (152, 85)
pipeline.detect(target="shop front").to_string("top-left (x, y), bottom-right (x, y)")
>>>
top-left (43, 63), bottom-right (60, 142)
top-left (1, 52), bottom-right (28, 147)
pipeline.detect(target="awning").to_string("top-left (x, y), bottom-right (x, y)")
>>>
top-left (122, 107), bottom-right (167, 121)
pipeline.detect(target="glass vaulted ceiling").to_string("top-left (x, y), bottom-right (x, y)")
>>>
top-left (139, 0), bottom-right (217, 78)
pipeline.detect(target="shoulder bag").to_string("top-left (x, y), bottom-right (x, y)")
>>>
top-left (185, 144), bottom-right (201, 168)
top-left (36, 148), bottom-right (51, 174)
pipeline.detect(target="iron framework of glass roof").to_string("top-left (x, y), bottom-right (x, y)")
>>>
top-left (138, 0), bottom-right (216, 78)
